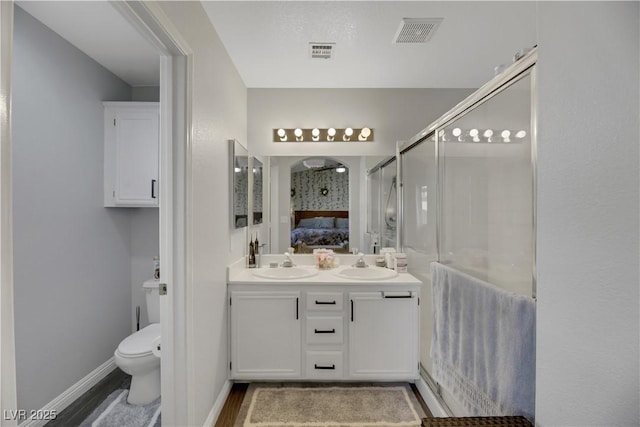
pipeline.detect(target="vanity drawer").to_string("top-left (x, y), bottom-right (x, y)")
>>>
top-left (306, 317), bottom-right (343, 344)
top-left (306, 292), bottom-right (343, 311)
top-left (306, 351), bottom-right (343, 378)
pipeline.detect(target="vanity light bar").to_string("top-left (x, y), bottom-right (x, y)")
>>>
top-left (442, 128), bottom-right (527, 143)
top-left (273, 128), bottom-right (374, 142)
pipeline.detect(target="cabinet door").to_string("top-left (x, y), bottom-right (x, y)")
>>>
top-left (348, 291), bottom-right (418, 379)
top-left (114, 108), bottom-right (159, 206)
top-left (230, 291), bottom-right (301, 379)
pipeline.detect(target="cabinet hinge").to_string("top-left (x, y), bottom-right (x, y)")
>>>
top-left (159, 283), bottom-right (167, 296)
top-left (418, 297), bottom-right (420, 306)
top-left (229, 297), bottom-right (232, 306)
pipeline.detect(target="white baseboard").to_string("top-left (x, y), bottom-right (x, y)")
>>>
top-left (19, 357), bottom-right (117, 427)
top-left (415, 375), bottom-right (449, 418)
top-left (203, 380), bottom-right (232, 427)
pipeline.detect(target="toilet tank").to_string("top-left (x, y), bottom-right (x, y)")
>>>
top-left (143, 279), bottom-right (161, 323)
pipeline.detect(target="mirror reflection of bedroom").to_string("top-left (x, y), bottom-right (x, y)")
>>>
top-left (290, 157), bottom-right (350, 254)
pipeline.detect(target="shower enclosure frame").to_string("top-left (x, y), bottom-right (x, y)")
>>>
top-left (397, 49), bottom-right (538, 414)
top-left (398, 48), bottom-right (537, 298)
top-left (366, 155), bottom-right (398, 253)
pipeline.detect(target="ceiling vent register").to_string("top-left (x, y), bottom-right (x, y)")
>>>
top-left (309, 43), bottom-right (335, 59)
top-left (394, 18), bottom-right (443, 44)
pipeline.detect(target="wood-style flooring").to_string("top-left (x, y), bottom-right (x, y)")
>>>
top-left (45, 368), bottom-right (130, 427)
top-left (213, 382), bottom-right (432, 427)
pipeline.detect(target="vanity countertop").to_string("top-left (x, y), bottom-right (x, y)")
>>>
top-left (227, 254), bottom-right (421, 285)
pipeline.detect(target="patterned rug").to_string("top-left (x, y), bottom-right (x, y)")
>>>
top-left (234, 383), bottom-right (425, 427)
top-left (79, 389), bottom-right (160, 427)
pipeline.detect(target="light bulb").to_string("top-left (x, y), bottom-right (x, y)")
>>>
top-left (343, 127), bottom-right (353, 141)
top-left (483, 129), bottom-right (494, 138)
top-left (277, 128), bottom-right (287, 142)
top-left (515, 130), bottom-right (527, 139)
top-left (469, 129), bottom-right (479, 137)
top-left (327, 128), bottom-right (336, 141)
top-left (359, 127), bottom-right (371, 141)
top-left (311, 128), bottom-right (320, 141)
top-left (452, 128), bottom-right (462, 137)
top-left (294, 128), bottom-right (303, 141)
top-left (336, 166), bottom-right (346, 173)
top-left (234, 167), bottom-right (241, 173)
top-left (501, 130), bottom-right (511, 142)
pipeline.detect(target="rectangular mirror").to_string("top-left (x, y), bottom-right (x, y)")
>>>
top-left (252, 157), bottom-right (263, 224)
top-left (230, 139), bottom-right (248, 229)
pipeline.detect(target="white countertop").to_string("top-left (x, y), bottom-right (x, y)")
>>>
top-left (227, 254), bottom-right (422, 286)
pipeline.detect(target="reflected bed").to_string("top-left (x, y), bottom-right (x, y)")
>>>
top-left (291, 210), bottom-right (349, 253)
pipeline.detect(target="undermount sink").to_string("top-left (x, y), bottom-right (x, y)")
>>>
top-left (252, 267), bottom-right (318, 280)
top-left (333, 266), bottom-right (398, 280)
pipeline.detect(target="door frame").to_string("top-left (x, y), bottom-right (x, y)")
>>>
top-left (110, 2), bottom-right (192, 425)
top-left (0, 1), bottom-right (17, 422)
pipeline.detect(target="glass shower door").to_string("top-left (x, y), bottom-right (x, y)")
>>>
top-left (400, 134), bottom-right (437, 373)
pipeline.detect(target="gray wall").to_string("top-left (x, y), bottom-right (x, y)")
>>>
top-left (130, 209), bottom-right (159, 332)
top-left (12, 7), bottom-right (133, 412)
top-left (132, 86), bottom-right (160, 102)
top-left (536, 2), bottom-right (639, 425)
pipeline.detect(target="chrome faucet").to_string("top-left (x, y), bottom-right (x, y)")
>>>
top-left (354, 252), bottom-right (367, 268)
top-left (282, 252), bottom-right (295, 268)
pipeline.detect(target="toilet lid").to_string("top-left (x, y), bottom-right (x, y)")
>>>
top-left (118, 323), bottom-right (161, 357)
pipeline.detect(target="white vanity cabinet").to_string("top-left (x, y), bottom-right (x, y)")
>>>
top-left (229, 291), bottom-right (301, 379)
top-left (228, 282), bottom-right (419, 381)
top-left (348, 291), bottom-right (418, 378)
top-left (103, 102), bottom-right (159, 207)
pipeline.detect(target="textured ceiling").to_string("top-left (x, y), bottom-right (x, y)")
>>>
top-left (202, 1), bottom-right (538, 88)
top-left (18, 1), bottom-right (537, 89)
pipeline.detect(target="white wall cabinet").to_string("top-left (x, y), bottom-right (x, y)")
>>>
top-left (230, 291), bottom-right (301, 378)
top-left (103, 102), bottom-right (159, 207)
top-left (229, 284), bottom-right (419, 381)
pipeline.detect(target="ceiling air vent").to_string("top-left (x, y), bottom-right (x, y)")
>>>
top-left (309, 43), bottom-right (335, 59)
top-left (393, 18), bottom-right (443, 44)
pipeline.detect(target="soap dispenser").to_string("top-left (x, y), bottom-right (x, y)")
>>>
top-left (248, 234), bottom-right (256, 268)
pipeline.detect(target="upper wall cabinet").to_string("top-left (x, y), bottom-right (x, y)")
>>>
top-left (103, 102), bottom-right (159, 207)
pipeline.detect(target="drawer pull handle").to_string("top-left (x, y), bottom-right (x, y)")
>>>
top-left (383, 292), bottom-right (413, 299)
top-left (314, 328), bottom-right (336, 334)
top-left (314, 364), bottom-right (336, 370)
top-left (315, 300), bottom-right (336, 305)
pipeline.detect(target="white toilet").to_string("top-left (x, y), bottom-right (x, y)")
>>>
top-left (114, 279), bottom-right (161, 405)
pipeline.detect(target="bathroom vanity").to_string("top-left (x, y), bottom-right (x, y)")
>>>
top-left (227, 255), bottom-right (421, 381)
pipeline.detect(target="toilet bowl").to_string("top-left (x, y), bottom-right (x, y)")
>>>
top-left (114, 323), bottom-right (161, 405)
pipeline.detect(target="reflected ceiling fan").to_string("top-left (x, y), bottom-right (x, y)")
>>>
top-left (303, 158), bottom-right (346, 172)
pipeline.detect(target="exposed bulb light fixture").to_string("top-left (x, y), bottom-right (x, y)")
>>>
top-left (327, 128), bottom-right (336, 141)
top-left (273, 127), bottom-right (372, 142)
top-left (501, 130), bottom-right (511, 142)
top-left (359, 127), bottom-right (371, 141)
top-left (515, 130), bottom-right (527, 139)
top-left (277, 128), bottom-right (287, 142)
top-left (452, 128), bottom-right (462, 137)
top-left (335, 166), bottom-right (346, 173)
top-left (343, 127), bottom-right (353, 141)
top-left (483, 129), bottom-right (494, 138)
